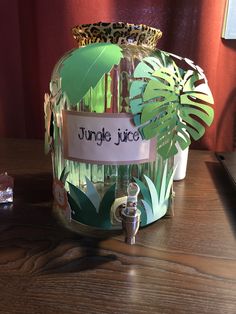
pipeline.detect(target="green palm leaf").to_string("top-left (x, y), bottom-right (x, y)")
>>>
top-left (60, 43), bottom-right (123, 104)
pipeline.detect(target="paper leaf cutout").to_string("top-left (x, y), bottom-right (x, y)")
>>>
top-left (60, 43), bottom-right (123, 104)
top-left (137, 175), bottom-right (167, 223)
top-left (133, 50), bottom-right (174, 79)
top-left (130, 53), bottom-right (214, 159)
top-left (68, 193), bottom-right (82, 221)
top-left (60, 167), bottom-right (69, 185)
top-left (141, 199), bottom-right (153, 224)
top-left (44, 93), bottom-right (52, 154)
top-left (136, 159), bottom-right (175, 225)
top-left (129, 81), bottom-right (148, 115)
top-left (98, 183), bottom-right (116, 227)
top-left (138, 200), bottom-right (147, 226)
top-left (68, 182), bottom-right (96, 223)
top-left (159, 160), bottom-right (168, 204)
top-left (143, 175), bottom-right (157, 214)
top-left (133, 177), bottom-right (152, 206)
top-left (85, 177), bottom-right (101, 212)
top-left (165, 164), bottom-right (176, 201)
top-left (67, 179), bottom-right (116, 229)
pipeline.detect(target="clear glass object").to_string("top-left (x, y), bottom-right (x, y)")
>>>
top-left (0, 173), bottom-right (13, 203)
top-left (48, 22), bottom-right (174, 233)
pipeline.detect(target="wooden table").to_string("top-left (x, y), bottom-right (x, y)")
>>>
top-left (0, 139), bottom-right (235, 314)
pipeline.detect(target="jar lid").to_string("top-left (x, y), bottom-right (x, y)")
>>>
top-left (72, 22), bottom-right (162, 49)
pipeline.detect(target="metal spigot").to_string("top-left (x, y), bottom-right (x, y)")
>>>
top-left (121, 182), bottom-right (141, 245)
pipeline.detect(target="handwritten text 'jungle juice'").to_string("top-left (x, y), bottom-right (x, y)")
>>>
top-left (78, 127), bottom-right (140, 146)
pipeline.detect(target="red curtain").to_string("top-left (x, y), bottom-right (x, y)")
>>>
top-left (1, 0), bottom-right (236, 151)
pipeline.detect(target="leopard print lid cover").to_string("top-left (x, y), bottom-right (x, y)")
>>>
top-left (72, 22), bottom-right (162, 49)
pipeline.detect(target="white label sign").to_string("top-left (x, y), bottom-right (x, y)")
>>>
top-left (62, 110), bottom-right (156, 165)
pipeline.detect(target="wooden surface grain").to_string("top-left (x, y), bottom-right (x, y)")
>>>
top-left (0, 139), bottom-right (235, 314)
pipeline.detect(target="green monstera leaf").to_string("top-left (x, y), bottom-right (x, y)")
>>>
top-left (60, 43), bottom-right (123, 104)
top-left (130, 52), bottom-right (214, 159)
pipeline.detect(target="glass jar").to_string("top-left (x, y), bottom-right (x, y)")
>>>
top-left (46, 22), bottom-right (175, 234)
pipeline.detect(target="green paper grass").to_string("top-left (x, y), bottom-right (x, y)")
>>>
top-left (60, 167), bottom-right (69, 184)
top-left (67, 177), bottom-right (116, 229)
top-left (134, 160), bottom-right (176, 226)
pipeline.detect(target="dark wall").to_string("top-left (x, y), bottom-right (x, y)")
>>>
top-left (0, 0), bottom-right (235, 151)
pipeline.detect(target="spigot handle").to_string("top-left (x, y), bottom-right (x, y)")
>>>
top-left (126, 182), bottom-right (140, 215)
top-left (122, 182), bottom-right (141, 245)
